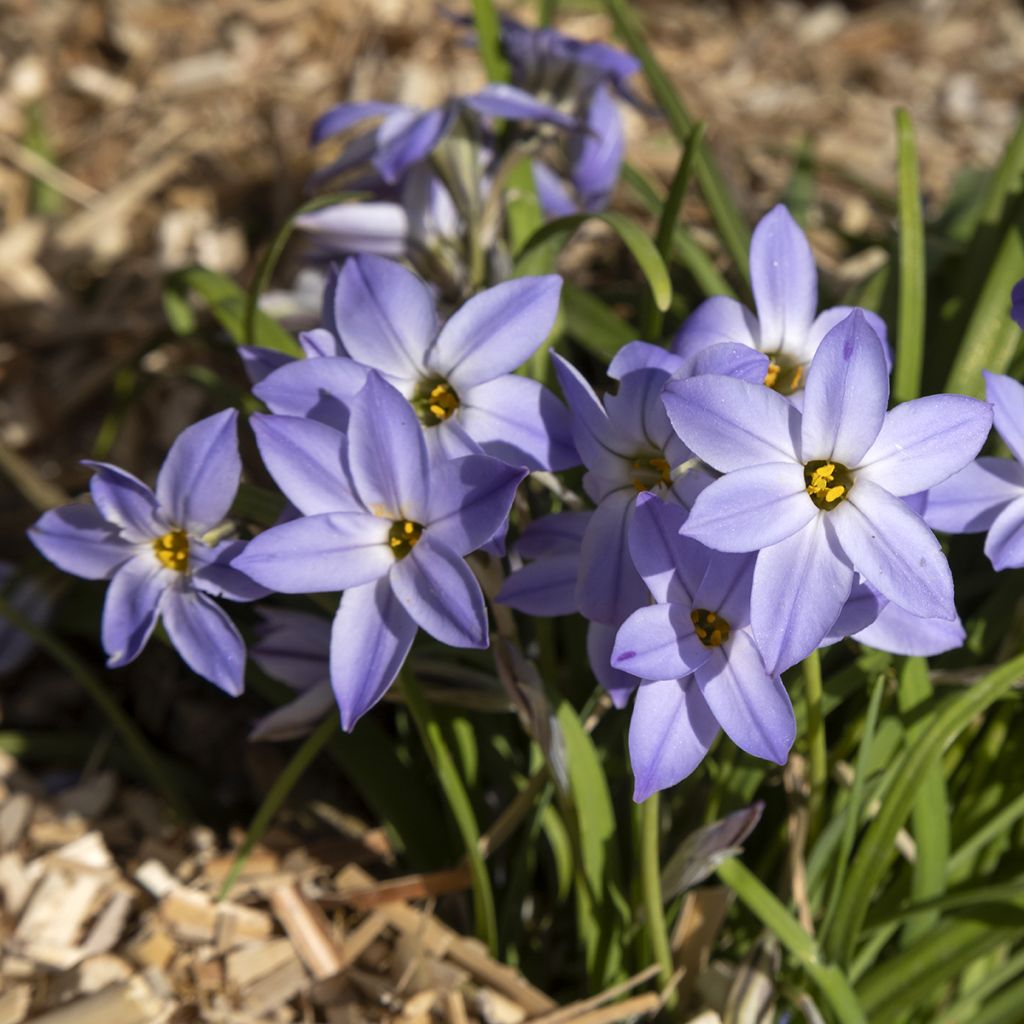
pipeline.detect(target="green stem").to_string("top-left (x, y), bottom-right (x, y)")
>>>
top-left (640, 792), bottom-right (676, 1006)
top-left (804, 648), bottom-right (827, 843)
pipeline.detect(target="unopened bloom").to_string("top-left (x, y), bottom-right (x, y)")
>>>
top-left (664, 311), bottom-right (991, 673)
top-left (672, 205), bottom-right (889, 395)
top-left (28, 411), bottom-right (264, 693)
top-left (233, 372), bottom-right (525, 729)
top-left (254, 255), bottom-right (575, 471)
top-left (612, 493), bottom-right (795, 801)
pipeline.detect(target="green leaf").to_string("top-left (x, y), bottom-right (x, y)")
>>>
top-left (560, 283), bottom-right (635, 362)
top-left (472, 0), bottom-right (510, 83)
top-left (893, 109), bottom-right (926, 403)
top-left (231, 482), bottom-right (287, 528)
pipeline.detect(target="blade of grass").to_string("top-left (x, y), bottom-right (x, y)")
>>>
top-left (639, 792), bottom-right (676, 1006)
top-left (803, 648), bottom-right (828, 844)
top-left (472, 0), bottom-right (510, 83)
top-left (561, 283), bottom-right (635, 361)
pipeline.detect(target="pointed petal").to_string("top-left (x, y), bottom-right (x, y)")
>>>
top-left (190, 539), bottom-right (271, 602)
top-left (688, 342), bottom-right (771, 384)
top-left (662, 375), bottom-right (800, 472)
top-left (457, 375), bottom-right (578, 471)
top-left (231, 512), bottom-right (392, 593)
top-left (237, 345), bottom-right (294, 385)
top-left (807, 306), bottom-right (891, 369)
top-left (752, 516), bottom-right (854, 673)
top-left (311, 100), bottom-right (403, 144)
top-left (552, 352), bottom-right (627, 469)
top-left (298, 328), bottom-right (342, 359)
top-left (331, 577), bottom-right (417, 731)
top-left (250, 682), bottom-right (336, 741)
top-left (517, 510), bottom-right (591, 558)
top-left (389, 535), bottom-right (488, 647)
top-left (984, 495), bottom-right (1024, 571)
top-left (857, 394), bottom-right (993, 495)
top-left (374, 107), bottom-right (453, 184)
top-left (831, 478), bottom-right (955, 619)
top-left (588, 621), bottom-right (640, 708)
top-left (497, 555), bottom-right (580, 617)
top-left (333, 254), bottom-right (436, 377)
top-left (250, 607), bottom-right (331, 689)
top-left (681, 463), bottom-right (814, 552)
top-left (84, 463), bottom-right (165, 541)
top-left (604, 367), bottom-right (675, 452)
top-left (922, 457), bottom-right (1024, 533)
top-left (424, 417), bottom-right (484, 465)
top-left (628, 491), bottom-right (709, 602)
top-left (671, 296), bottom-right (760, 361)
top-left (296, 202), bottom-right (409, 259)
top-left (629, 677), bottom-right (719, 801)
top-left (251, 414), bottom-right (358, 516)
top-left (695, 632), bottom-right (794, 764)
top-left (612, 603), bottom-right (711, 681)
top-left (853, 600), bottom-right (965, 657)
top-left (253, 356), bottom-right (368, 433)
top-left (691, 551), bottom-right (757, 628)
top-left (985, 371), bottom-right (1024, 465)
top-left (750, 205), bottom-right (817, 354)
top-left (154, 409), bottom-right (240, 533)
top-left (462, 84), bottom-right (577, 127)
top-left (425, 455), bottom-right (525, 556)
top-left (102, 555), bottom-right (168, 667)
top-left (800, 311), bottom-right (888, 465)
top-left (29, 504), bottom-right (134, 580)
top-left (608, 341), bottom-right (685, 380)
top-left (432, 276), bottom-right (563, 390)
top-left (823, 580), bottom-right (885, 644)
top-left (569, 84), bottom-right (623, 211)
top-left (162, 586), bottom-right (245, 695)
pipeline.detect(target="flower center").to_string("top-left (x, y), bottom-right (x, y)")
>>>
top-left (153, 529), bottom-right (189, 572)
top-left (388, 519), bottom-right (423, 559)
top-left (630, 454), bottom-right (672, 492)
top-left (412, 378), bottom-right (460, 426)
top-left (804, 459), bottom-right (854, 510)
top-left (763, 355), bottom-right (805, 394)
top-left (691, 608), bottom-right (731, 647)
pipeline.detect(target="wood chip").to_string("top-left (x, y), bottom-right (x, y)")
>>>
top-left (0, 984), bottom-right (31, 1024)
top-left (271, 882), bottom-right (344, 979)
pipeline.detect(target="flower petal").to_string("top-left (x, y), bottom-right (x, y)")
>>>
top-left (190, 539), bottom-right (271, 602)
top-left (389, 535), bottom-right (488, 647)
top-left (552, 352), bottom-right (628, 469)
top-left (155, 409), bottom-right (241, 533)
top-left (604, 367), bottom-right (675, 452)
top-left (681, 463), bottom-right (814, 552)
top-left (237, 345), bottom-right (294, 385)
top-left (432, 276), bottom-right (563, 390)
top-left (29, 504), bottom-right (135, 580)
top-left (691, 551), bottom-right (757, 628)
top-left (750, 204), bottom-right (817, 355)
top-left (853, 600), bottom-right (965, 657)
top-left (162, 586), bottom-right (245, 696)
top-left (612, 603), bottom-right (711, 681)
top-left (694, 632), bottom-right (794, 764)
top-left (253, 356), bottom-right (368, 433)
top-left (831, 478), bottom-right (955, 620)
top-left (231, 512), bottom-right (392, 593)
top-left (249, 607), bottom-right (331, 689)
top-left (84, 463), bottom-right (165, 541)
top-left (752, 516), bottom-right (854, 673)
top-left (296, 202), bottom-right (409, 259)
top-left (628, 491), bottom-right (709, 603)
top-left (984, 495), bottom-right (1024, 571)
top-left (330, 577), bottom-right (418, 731)
top-left (462, 84), bottom-right (577, 127)
top-left (250, 683), bottom-right (336, 741)
top-left (687, 342), bottom-right (771, 384)
top-left (311, 100), bottom-right (403, 144)
top-left (374, 106), bottom-right (454, 184)
top-left (569, 83), bottom-right (624, 211)
top-left (497, 555), bottom-right (580, 617)
top-left (662, 375), bottom-right (800, 472)
top-left (671, 296), bottom-right (760, 362)
top-left (857, 394), bottom-right (993, 495)
top-left (921, 457), bottom-right (1024, 533)
top-left (629, 677), bottom-right (719, 801)
top-left (807, 306), bottom-right (891, 369)
top-left (985, 371), bottom-right (1024, 464)
top-left (588, 621), bottom-right (640, 709)
top-left (102, 555), bottom-right (169, 667)
top-left (608, 341), bottom-right (685, 379)
top-left (800, 310), bottom-right (888, 465)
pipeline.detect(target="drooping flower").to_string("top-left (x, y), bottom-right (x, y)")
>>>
top-left (252, 254), bottom-right (575, 471)
top-left (232, 372), bottom-right (526, 730)
top-left (664, 310), bottom-right (992, 673)
top-left (671, 205), bottom-right (890, 396)
top-left (28, 411), bottom-right (265, 693)
top-left (611, 493), bottom-right (795, 801)
top-left (922, 371), bottom-right (1024, 571)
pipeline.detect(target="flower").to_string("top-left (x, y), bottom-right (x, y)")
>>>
top-left (231, 371), bottom-right (526, 730)
top-left (671, 205), bottom-right (890, 395)
top-left (28, 411), bottom-right (265, 693)
top-left (611, 493), bottom-right (795, 801)
top-left (663, 310), bottom-right (992, 673)
top-left (922, 371), bottom-right (1024, 570)
top-left (1012, 278), bottom-right (1024, 330)
top-left (252, 254), bottom-right (576, 471)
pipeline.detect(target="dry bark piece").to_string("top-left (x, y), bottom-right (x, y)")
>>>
top-left (271, 881), bottom-right (344, 979)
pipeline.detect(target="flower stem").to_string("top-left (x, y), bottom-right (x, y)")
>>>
top-left (804, 648), bottom-right (827, 843)
top-left (640, 792), bottom-right (676, 1007)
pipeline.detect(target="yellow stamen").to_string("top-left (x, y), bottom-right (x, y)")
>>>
top-left (153, 529), bottom-right (189, 572)
top-left (691, 607), bottom-right (731, 648)
top-left (763, 361), bottom-right (781, 389)
top-left (415, 380), bottom-right (460, 425)
top-left (388, 519), bottom-right (423, 559)
top-left (630, 455), bottom-right (672, 492)
top-left (804, 459), bottom-right (853, 510)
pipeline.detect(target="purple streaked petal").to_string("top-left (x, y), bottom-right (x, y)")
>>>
top-left (102, 555), bottom-right (169, 667)
top-left (29, 504), bottom-right (135, 580)
top-left (84, 463), bottom-right (164, 542)
top-left (298, 328), bottom-right (342, 360)
top-left (162, 585), bottom-right (245, 696)
top-left (984, 371), bottom-right (1024, 464)
top-left (612, 603), bottom-right (711, 681)
top-left (331, 577), bottom-right (417, 731)
top-left (311, 101), bottom-right (404, 145)
top-left (688, 342), bottom-right (771, 384)
top-left (253, 356), bottom-right (368, 432)
top-left (984, 495), bottom-right (1024, 571)
top-left (921, 458), bottom-right (1024, 533)
top-left (604, 368), bottom-right (674, 452)
top-left (231, 512), bottom-right (392, 593)
top-left (347, 373), bottom-right (429, 521)
top-left (663, 375), bottom-right (800, 472)
top-left (856, 394), bottom-right (993, 495)
top-left (608, 341), bottom-right (685, 380)
top-left (750, 204), bottom-right (817, 355)
top-left (691, 551), bottom-right (756, 628)
top-left (250, 682), bottom-right (335, 742)
top-left (831, 478), bottom-right (955, 620)
top-left (432, 276), bottom-right (563, 390)
top-left (497, 555), bottom-right (580, 617)
top-left (671, 296), bottom-right (760, 362)
top-left (458, 375), bottom-right (578, 471)
top-left (569, 83), bottom-right (623, 211)
top-left (628, 491), bottom-right (709, 603)
top-left (374, 106), bottom-right (454, 184)
top-left (752, 516), bottom-right (854, 673)
top-left (250, 607), bottom-right (331, 690)
top-left (807, 306), bottom-right (892, 370)
top-left (155, 409), bottom-right (241, 533)
top-left (629, 677), bottom-right (719, 801)
top-left (694, 633), bottom-right (794, 764)
top-left (389, 535), bottom-right (487, 648)
top-left (517, 511), bottom-right (591, 558)
top-left (462, 84), bottom-right (577, 128)
top-left (681, 463), bottom-right (814, 552)
top-left (251, 414), bottom-right (358, 516)
top-left (190, 539), bottom-right (271, 602)
top-left (333, 255), bottom-right (436, 378)
top-left (800, 311), bottom-right (888, 465)
top-left (237, 345), bottom-right (294, 385)
top-left (588, 621), bottom-right (640, 709)
top-left (853, 600), bottom-right (965, 657)
top-left (552, 352), bottom-right (626, 466)
top-left (295, 203), bottom-right (409, 259)
top-left (424, 455), bottom-right (525, 556)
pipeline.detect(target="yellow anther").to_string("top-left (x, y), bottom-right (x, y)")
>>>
top-left (388, 519), bottom-right (423, 559)
top-left (763, 361), bottom-right (781, 389)
top-left (414, 380), bottom-right (460, 425)
top-left (153, 529), bottom-right (189, 573)
top-left (630, 454), bottom-right (672, 492)
top-left (790, 365), bottom-right (804, 391)
top-left (709, 629), bottom-right (723, 646)
top-left (764, 355), bottom-right (806, 394)
top-left (706, 612), bottom-right (716, 624)
top-left (691, 607), bottom-right (731, 648)
top-left (825, 484), bottom-right (846, 503)
top-left (804, 459), bottom-right (853, 510)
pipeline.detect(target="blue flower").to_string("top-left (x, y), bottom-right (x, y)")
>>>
top-left (663, 310), bottom-right (992, 673)
top-left (232, 372), bottom-right (525, 730)
top-left (28, 411), bottom-right (265, 694)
